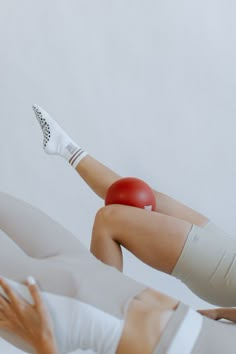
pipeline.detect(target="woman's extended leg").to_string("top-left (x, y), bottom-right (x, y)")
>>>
top-left (91, 204), bottom-right (192, 273)
top-left (0, 192), bottom-right (149, 318)
top-left (33, 105), bottom-right (209, 227)
top-left (0, 191), bottom-right (180, 320)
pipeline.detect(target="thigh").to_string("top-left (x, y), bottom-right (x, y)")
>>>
top-left (100, 205), bottom-right (192, 274)
top-left (0, 192), bottom-right (84, 258)
top-left (152, 189), bottom-right (209, 227)
top-left (0, 230), bottom-right (77, 297)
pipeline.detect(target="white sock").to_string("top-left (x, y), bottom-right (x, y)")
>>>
top-left (33, 104), bottom-right (88, 168)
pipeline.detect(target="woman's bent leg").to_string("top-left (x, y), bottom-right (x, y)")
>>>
top-left (77, 155), bottom-right (209, 227)
top-left (91, 207), bottom-right (236, 307)
top-left (91, 205), bottom-right (192, 273)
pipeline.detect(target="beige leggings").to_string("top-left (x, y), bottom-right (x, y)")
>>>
top-left (172, 222), bottom-right (236, 306)
top-left (0, 192), bottom-right (146, 319)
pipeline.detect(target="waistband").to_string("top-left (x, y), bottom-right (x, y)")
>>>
top-left (153, 303), bottom-right (203, 354)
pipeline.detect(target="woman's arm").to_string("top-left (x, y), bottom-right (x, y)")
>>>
top-left (0, 277), bottom-right (57, 354)
top-left (198, 308), bottom-right (236, 322)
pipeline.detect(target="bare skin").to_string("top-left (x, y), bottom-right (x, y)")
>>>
top-left (117, 297), bottom-right (179, 354)
top-left (91, 204), bottom-right (192, 273)
top-left (75, 155), bottom-right (209, 274)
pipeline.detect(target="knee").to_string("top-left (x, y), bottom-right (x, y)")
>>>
top-left (92, 205), bottom-right (120, 240)
top-left (94, 205), bottom-right (121, 225)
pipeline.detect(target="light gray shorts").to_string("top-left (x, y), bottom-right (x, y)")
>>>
top-left (154, 302), bottom-right (236, 354)
top-left (172, 222), bottom-right (236, 306)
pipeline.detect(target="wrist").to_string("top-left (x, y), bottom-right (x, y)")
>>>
top-left (35, 336), bottom-right (57, 354)
top-left (35, 345), bottom-right (57, 354)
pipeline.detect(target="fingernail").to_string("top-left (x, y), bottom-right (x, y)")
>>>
top-left (27, 276), bottom-right (36, 285)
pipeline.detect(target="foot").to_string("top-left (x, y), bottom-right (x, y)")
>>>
top-left (33, 104), bottom-right (79, 158)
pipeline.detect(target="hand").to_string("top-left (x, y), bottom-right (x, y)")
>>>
top-left (0, 277), bottom-right (57, 354)
top-left (198, 307), bottom-right (236, 323)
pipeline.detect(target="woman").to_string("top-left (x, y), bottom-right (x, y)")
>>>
top-left (33, 104), bottom-right (236, 307)
top-left (0, 108), bottom-right (235, 353)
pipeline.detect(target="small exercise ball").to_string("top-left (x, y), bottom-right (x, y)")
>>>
top-left (105, 177), bottom-right (156, 211)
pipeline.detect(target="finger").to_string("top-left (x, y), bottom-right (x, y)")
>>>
top-left (27, 277), bottom-right (45, 312)
top-left (198, 309), bottom-right (210, 316)
top-left (0, 294), bottom-right (9, 306)
top-left (198, 309), bottom-right (217, 319)
top-left (0, 294), bottom-right (11, 314)
top-left (0, 295), bottom-right (12, 320)
top-left (197, 309), bottom-right (206, 315)
top-left (0, 277), bottom-right (20, 307)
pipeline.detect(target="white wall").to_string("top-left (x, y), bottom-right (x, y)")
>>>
top-left (0, 0), bottom-right (236, 352)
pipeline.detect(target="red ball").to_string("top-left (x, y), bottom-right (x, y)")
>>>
top-left (105, 177), bottom-right (156, 211)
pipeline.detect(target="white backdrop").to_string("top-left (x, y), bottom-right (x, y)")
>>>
top-left (1, 0), bottom-right (236, 352)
